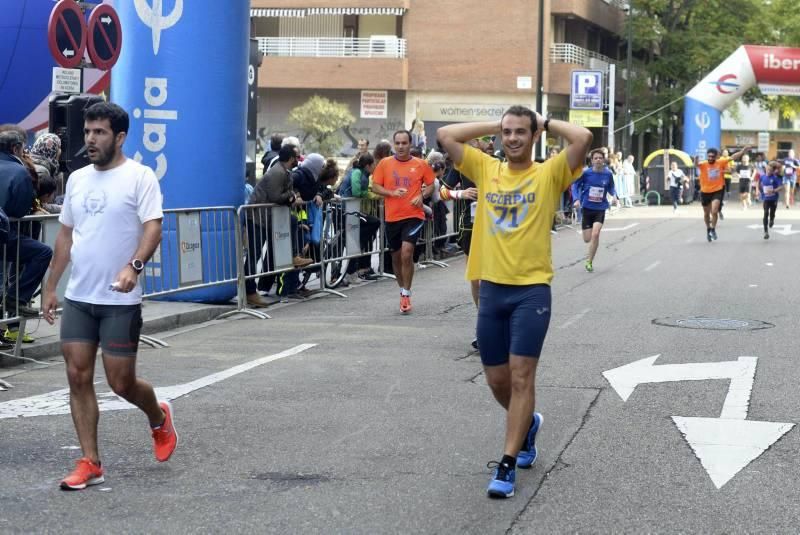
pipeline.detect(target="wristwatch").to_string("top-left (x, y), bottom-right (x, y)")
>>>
top-left (129, 259), bottom-right (145, 274)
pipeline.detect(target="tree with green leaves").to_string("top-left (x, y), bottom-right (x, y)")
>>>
top-left (288, 95), bottom-right (356, 156)
top-left (624, 0), bottom-right (800, 148)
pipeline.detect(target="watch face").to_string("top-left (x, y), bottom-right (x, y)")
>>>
top-left (132, 260), bottom-right (144, 271)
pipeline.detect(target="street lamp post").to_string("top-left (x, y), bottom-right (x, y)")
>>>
top-left (622, 2), bottom-right (633, 157)
top-left (535, 0), bottom-right (545, 159)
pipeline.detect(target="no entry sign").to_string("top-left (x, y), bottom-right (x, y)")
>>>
top-left (47, 0), bottom-right (87, 69)
top-left (87, 4), bottom-right (123, 70)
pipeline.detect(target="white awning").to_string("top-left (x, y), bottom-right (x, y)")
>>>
top-left (250, 7), bottom-right (405, 18)
top-left (250, 9), bottom-right (306, 18)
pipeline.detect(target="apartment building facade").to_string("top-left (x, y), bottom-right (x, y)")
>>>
top-left (251, 0), bottom-right (627, 155)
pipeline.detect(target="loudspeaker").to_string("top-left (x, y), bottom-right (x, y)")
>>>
top-left (49, 94), bottom-right (104, 173)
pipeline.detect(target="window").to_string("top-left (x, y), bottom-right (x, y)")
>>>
top-left (778, 114), bottom-right (794, 130)
top-left (777, 141), bottom-right (793, 160)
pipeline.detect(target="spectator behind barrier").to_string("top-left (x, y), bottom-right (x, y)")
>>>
top-left (0, 130), bottom-right (54, 328)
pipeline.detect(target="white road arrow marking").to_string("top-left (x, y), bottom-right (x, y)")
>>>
top-left (602, 223), bottom-right (639, 232)
top-left (101, 16), bottom-right (112, 24)
top-left (63, 49), bottom-right (75, 57)
top-left (0, 344), bottom-right (316, 420)
top-left (747, 223), bottom-right (800, 236)
top-left (604, 355), bottom-right (794, 488)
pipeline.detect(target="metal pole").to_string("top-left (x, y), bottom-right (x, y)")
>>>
top-left (535, 0), bottom-right (545, 158)
top-left (608, 63), bottom-right (616, 154)
top-left (623, 2), bottom-right (634, 156)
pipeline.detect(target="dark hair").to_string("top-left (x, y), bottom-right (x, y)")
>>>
top-left (278, 144), bottom-right (297, 163)
top-left (410, 147), bottom-right (423, 158)
top-left (589, 148), bottom-right (606, 159)
top-left (358, 138), bottom-right (369, 147)
top-left (319, 158), bottom-right (339, 184)
top-left (707, 148), bottom-right (719, 156)
top-left (270, 133), bottom-right (284, 151)
top-left (393, 129), bottom-right (412, 143)
top-left (0, 130), bottom-right (24, 154)
top-left (501, 105), bottom-right (537, 133)
top-left (373, 141), bottom-right (392, 160)
top-left (354, 153), bottom-right (375, 170)
top-left (38, 175), bottom-right (58, 197)
top-left (84, 102), bottom-right (129, 136)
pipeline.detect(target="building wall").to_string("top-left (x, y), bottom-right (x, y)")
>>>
top-left (404, 0), bottom-right (542, 96)
top-left (252, 0), bottom-right (409, 8)
top-left (258, 88), bottom-right (406, 156)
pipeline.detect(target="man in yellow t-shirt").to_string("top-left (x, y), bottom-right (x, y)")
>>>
top-left (437, 106), bottom-right (591, 499)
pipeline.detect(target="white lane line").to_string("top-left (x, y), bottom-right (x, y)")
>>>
top-left (765, 262), bottom-right (774, 267)
top-left (0, 344), bottom-right (317, 420)
top-left (559, 308), bottom-right (590, 329)
top-left (749, 284), bottom-right (758, 288)
top-left (644, 260), bottom-right (662, 272)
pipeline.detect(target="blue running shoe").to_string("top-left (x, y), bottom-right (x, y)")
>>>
top-left (486, 461), bottom-right (515, 498)
top-left (517, 412), bottom-right (543, 469)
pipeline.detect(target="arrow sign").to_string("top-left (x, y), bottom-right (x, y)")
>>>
top-left (0, 344), bottom-right (316, 419)
top-left (87, 4), bottom-right (123, 71)
top-left (48, 0), bottom-right (88, 69)
top-left (604, 355), bottom-right (794, 488)
top-left (746, 223), bottom-right (800, 236)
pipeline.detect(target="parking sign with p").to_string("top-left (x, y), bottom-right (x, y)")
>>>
top-left (571, 70), bottom-right (603, 110)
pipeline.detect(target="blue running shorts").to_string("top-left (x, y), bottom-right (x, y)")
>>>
top-left (477, 282), bottom-right (552, 366)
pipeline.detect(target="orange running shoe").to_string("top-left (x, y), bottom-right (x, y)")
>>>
top-left (400, 294), bottom-right (412, 313)
top-left (152, 400), bottom-right (178, 462)
top-left (60, 457), bottom-right (104, 490)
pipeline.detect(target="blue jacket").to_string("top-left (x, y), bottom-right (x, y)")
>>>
top-left (0, 152), bottom-right (34, 221)
top-left (572, 168), bottom-right (616, 211)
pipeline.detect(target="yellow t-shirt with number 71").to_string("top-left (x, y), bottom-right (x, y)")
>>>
top-left (455, 146), bottom-right (581, 286)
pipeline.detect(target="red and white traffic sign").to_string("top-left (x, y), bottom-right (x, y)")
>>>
top-left (47, 0), bottom-right (87, 69)
top-left (87, 4), bottom-right (123, 71)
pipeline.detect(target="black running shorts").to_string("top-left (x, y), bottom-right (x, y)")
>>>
top-left (61, 298), bottom-right (143, 357)
top-left (701, 189), bottom-right (724, 207)
top-left (581, 208), bottom-right (606, 230)
top-left (385, 217), bottom-right (425, 252)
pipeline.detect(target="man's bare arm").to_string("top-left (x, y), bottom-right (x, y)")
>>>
top-left (437, 121), bottom-right (501, 167)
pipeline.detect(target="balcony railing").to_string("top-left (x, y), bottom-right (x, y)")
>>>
top-left (257, 37), bottom-right (407, 59)
top-left (550, 43), bottom-right (618, 69)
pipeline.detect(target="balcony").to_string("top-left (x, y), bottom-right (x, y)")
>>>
top-left (257, 36), bottom-right (406, 58)
top-left (257, 36), bottom-right (408, 90)
top-left (551, 43), bottom-right (617, 69)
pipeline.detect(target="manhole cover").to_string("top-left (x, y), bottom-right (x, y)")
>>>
top-left (652, 317), bottom-right (774, 331)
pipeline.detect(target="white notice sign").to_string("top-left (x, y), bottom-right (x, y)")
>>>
top-left (758, 132), bottom-right (770, 153)
top-left (52, 67), bottom-right (81, 94)
top-left (360, 90), bottom-right (388, 119)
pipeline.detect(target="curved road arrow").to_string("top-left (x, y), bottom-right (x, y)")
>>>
top-left (603, 355), bottom-right (794, 488)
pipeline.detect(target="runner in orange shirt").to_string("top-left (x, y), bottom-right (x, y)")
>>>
top-left (371, 130), bottom-right (434, 313)
top-left (696, 146), bottom-right (748, 242)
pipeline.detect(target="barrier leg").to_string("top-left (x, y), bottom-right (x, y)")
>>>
top-left (419, 220), bottom-right (448, 269)
top-left (216, 211), bottom-right (270, 320)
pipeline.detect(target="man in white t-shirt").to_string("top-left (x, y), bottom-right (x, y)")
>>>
top-left (42, 102), bottom-right (178, 491)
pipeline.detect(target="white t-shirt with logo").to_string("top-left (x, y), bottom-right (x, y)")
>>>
top-left (59, 159), bottom-right (163, 305)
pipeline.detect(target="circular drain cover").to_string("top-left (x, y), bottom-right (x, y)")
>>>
top-left (653, 316), bottom-right (774, 331)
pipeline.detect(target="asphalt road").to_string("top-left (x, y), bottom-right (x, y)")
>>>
top-left (2, 205), bottom-right (799, 534)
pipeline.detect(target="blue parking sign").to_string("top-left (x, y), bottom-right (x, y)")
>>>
top-left (571, 70), bottom-right (603, 110)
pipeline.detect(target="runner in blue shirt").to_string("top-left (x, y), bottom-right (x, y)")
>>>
top-left (571, 148), bottom-right (620, 272)
top-left (759, 161), bottom-right (784, 240)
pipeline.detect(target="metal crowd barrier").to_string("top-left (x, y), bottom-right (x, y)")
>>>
top-left (228, 197), bottom-right (392, 318)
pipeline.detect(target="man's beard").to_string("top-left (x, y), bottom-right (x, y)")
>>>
top-left (90, 146), bottom-right (116, 167)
